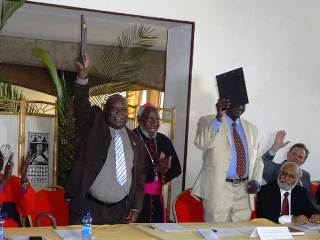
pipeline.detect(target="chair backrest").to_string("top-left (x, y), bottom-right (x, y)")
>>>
top-left (30, 186), bottom-right (69, 227)
top-left (173, 188), bottom-right (204, 223)
top-left (311, 182), bottom-right (319, 194)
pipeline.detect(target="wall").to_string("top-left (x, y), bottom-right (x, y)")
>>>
top-left (31, 0), bottom-right (320, 188)
top-left (18, 86), bottom-right (56, 103)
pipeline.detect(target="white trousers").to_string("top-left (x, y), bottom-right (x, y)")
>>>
top-left (202, 181), bottom-right (251, 223)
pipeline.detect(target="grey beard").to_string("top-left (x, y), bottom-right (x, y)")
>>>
top-left (139, 126), bottom-right (157, 139)
top-left (277, 177), bottom-right (297, 191)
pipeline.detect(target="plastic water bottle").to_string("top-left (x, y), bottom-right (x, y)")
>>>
top-left (81, 210), bottom-right (92, 240)
top-left (0, 212), bottom-right (4, 240)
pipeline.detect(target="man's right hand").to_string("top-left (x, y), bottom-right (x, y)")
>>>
top-left (270, 130), bottom-right (290, 153)
top-left (216, 98), bottom-right (230, 121)
top-left (292, 215), bottom-right (309, 224)
top-left (3, 153), bottom-right (14, 182)
top-left (74, 54), bottom-right (90, 80)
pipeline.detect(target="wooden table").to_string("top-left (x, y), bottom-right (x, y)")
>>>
top-left (4, 222), bottom-right (320, 240)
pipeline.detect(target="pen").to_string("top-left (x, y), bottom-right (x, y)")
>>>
top-left (148, 224), bottom-right (156, 230)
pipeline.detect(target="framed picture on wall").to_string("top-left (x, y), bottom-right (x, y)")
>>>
top-left (25, 116), bottom-right (56, 190)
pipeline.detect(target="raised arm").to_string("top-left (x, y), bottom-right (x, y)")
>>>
top-left (73, 55), bottom-right (92, 129)
top-left (18, 151), bottom-right (35, 216)
top-left (194, 98), bottom-right (230, 150)
top-left (262, 130), bottom-right (289, 183)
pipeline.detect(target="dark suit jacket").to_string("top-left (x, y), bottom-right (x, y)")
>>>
top-left (316, 185), bottom-right (320, 204)
top-left (65, 83), bottom-right (146, 222)
top-left (262, 151), bottom-right (319, 211)
top-left (257, 181), bottom-right (318, 223)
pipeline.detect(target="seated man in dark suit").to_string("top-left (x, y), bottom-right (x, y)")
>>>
top-left (316, 185), bottom-right (320, 205)
top-left (257, 161), bottom-right (320, 224)
top-left (262, 130), bottom-right (319, 210)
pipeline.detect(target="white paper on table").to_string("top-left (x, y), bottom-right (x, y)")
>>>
top-left (215, 227), bottom-right (254, 238)
top-left (8, 237), bottom-right (49, 240)
top-left (256, 227), bottom-right (292, 240)
top-left (296, 223), bottom-right (320, 230)
top-left (54, 229), bottom-right (95, 240)
top-left (197, 229), bottom-right (219, 240)
top-left (151, 223), bottom-right (191, 232)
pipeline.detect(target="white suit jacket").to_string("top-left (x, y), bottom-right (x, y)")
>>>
top-left (192, 115), bottom-right (264, 208)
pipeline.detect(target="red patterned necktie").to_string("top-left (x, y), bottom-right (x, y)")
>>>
top-left (281, 192), bottom-right (289, 215)
top-left (147, 138), bottom-right (158, 162)
top-left (232, 122), bottom-right (246, 178)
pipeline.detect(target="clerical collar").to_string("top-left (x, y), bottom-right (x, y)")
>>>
top-left (139, 126), bottom-right (157, 139)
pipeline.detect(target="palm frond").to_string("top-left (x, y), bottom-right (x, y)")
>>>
top-left (33, 47), bottom-right (76, 186)
top-left (90, 25), bottom-right (157, 100)
top-left (0, 80), bottom-right (38, 113)
top-left (33, 47), bottom-right (72, 120)
top-left (0, 0), bottom-right (25, 31)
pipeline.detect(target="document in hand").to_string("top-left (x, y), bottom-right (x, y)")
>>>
top-left (80, 14), bottom-right (87, 64)
top-left (151, 223), bottom-right (191, 232)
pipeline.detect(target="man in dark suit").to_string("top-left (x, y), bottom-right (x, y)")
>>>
top-left (262, 130), bottom-right (319, 210)
top-left (257, 161), bottom-right (320, 224)
top-left (65, 55), bottom-right (146, 224)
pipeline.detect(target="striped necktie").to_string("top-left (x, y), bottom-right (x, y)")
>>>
top-left (114, 129), bottom-right (127, 186)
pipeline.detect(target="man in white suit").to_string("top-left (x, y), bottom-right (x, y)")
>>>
top-left (192, 68), bottom-right (264, 223)
top-left (192, 96), bottom-right (264, 223)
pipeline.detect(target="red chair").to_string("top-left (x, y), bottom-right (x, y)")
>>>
top-left (311, 182), bottom-right (319, 194)
top-left (172, 188), bottom-right (204, 222)
top-left (30, 186), bottom-right (69, 227)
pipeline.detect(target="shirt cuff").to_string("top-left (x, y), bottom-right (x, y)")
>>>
top-left (211, 118), bottom-right (222, 133)
top-left (130, 209), bottom-right (139, 213)
top-left (75, 76), bottom-right (89, 85)
top-left (278, 215), bottom-right (292, 224)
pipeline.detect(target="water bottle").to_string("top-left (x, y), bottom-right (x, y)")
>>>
top-left (0, 212), bottom-right (4, 240)
top-left (81, 210), bottom-right (92, 240)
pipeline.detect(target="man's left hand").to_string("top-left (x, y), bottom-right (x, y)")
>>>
top-left (309, 214), bottom-right (320, 224)
top-left (246, 180), bottom-right (260, 194)
top-left (126, 209), bottom-right (139, 223)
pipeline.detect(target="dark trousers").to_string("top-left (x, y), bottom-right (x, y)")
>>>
top-left (137, 194), bottom-right (163, 223)
top-left (69, 194), bottom-right (128, 225)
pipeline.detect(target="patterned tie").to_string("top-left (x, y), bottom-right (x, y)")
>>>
top-left (232, 122), bottom-right (246, 178)
top-left (114, 129), bottom-right (127, 186)
top-left (281, 192), bottom-right (289, 215)
top-left (147, 138), bottom-right (158, 162)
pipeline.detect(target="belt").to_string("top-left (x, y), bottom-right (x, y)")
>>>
top-left (226, 177), bottom-right (248, 184)
top-left (86, 193), bottom-right (128, 207)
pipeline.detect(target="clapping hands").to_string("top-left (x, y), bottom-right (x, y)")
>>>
top-left (155, 152), bottom-right (172, 174)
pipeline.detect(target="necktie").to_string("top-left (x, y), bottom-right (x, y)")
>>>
top-left (281, 192), bottom-right (289, 215)
top-left (232, 122), bottom-right (246, 178)
top-left (114, 129), bottom-right (127, 186)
